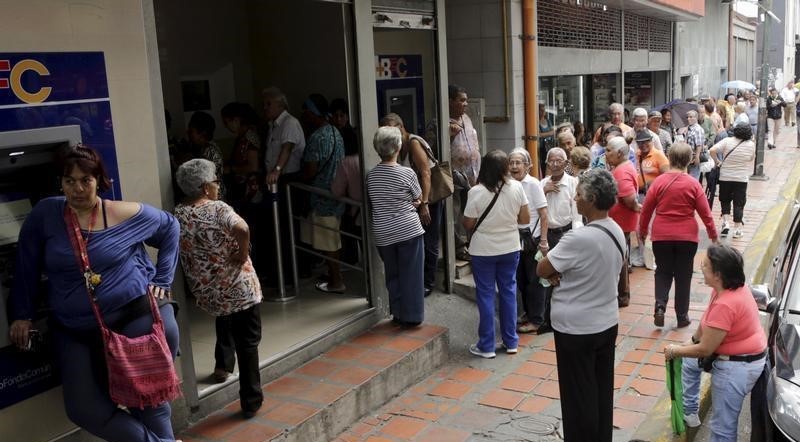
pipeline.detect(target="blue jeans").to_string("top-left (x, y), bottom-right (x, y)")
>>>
top-left (55, 303), bottom-right (180, 442)
top-left (683, 356), bottom-right (766, 441)
top-left (688, 164), bottom-right (700, 179)
top-left (472, 251), bottom-right (520, 352)
top-left (377, 235), bottom-right (425, 324)
top-left (423, 201), bottom-right (443, 290)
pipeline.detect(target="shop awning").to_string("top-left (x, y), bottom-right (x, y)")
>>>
top-left (598, 0), bottom-right (705, 22)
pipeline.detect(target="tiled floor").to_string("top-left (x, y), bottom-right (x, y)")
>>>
top-left (186, 270), bottom-right (369, 393)
top-left (179, 322), bottom-right (447, 442)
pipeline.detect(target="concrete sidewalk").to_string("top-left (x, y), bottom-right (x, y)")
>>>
top-left (332, 127), bottom-right (800, 442)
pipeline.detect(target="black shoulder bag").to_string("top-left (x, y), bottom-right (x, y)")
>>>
top-left (466, 181), bottom-right (505, 247)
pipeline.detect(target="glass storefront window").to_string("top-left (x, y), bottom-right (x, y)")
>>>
top-left (624, 72), bottom-right (653, 111)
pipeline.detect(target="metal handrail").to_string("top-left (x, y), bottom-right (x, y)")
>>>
top-left (285, 181), bottom-right (369, 297)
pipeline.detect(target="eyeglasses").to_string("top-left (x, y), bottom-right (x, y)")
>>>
top-left (547, 159), bottom-right (565, 165)
top-left (508, 160), bottom-right (527, 166)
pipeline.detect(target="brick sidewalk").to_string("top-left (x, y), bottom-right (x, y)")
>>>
top-left (332, 129), bottom-right (800, 442)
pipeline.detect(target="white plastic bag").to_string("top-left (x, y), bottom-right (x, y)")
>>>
top-left (699, 158), bottom-right (715, 174)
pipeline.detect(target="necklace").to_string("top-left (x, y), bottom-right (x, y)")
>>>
top-left (66, 198), bottom-right (102, 291)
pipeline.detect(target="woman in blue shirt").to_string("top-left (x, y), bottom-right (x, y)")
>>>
top-left (8, 146), bottom-right (181, 442)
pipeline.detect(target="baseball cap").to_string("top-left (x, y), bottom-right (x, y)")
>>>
top-left (635, 130), bottom-right (653, 142)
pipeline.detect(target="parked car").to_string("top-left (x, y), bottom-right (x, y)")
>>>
top-left (751, 202), bottom-right (800, 442)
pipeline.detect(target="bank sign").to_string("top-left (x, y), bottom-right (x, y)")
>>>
top-left (0, 52), bottom-right (122, 197)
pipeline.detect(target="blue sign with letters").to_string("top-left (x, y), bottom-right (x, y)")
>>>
top-left (0, 52), bottom-right (121, 197)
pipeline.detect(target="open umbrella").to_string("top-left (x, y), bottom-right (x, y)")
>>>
top-left (655, 100), bottom-right (698, 128)
top-left (667, 358), bottom-right (686, 435)
top-left (721, 80), bottom-right (756, 90)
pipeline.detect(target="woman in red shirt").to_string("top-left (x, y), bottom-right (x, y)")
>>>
top-left (606, 137), bottom-right (639, 308)
top-left (639, 142), bottom-right (718, 328)
top-left (664, 244), bottom-right (766, 438)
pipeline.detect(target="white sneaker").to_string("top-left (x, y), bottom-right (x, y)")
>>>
top-left (720, 222), bottom-right (730, 236)
top-left (733, 229), bottom-right (743, 239)
top-left (497, 343), bottom-right (518, 354)
top-left (684, 413), bottom-right (701, 428)
top-left (469, 344), bottom-right (496, 359)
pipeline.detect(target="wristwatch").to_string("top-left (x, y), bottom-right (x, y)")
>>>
top-left (275, 165), bottom-right (283, 173)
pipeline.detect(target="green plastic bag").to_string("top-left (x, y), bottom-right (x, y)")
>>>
top-left (667, 358), bottom-right (686, 434)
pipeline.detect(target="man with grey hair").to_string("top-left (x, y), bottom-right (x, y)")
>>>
top-left (261, 87), bottom-right (307, 286)
top-left (683, 110), bottom-right (705, 179)
top-left (538, 147), bottom-right (583, 333)
top-left (626, 107), bottom-right (663, 154)
top-left (263, 87), bottom-right (305, 185)
top-left (592, 103), bottom-right (631, 144)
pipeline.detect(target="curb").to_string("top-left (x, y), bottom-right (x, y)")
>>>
top-left (631, 156), bottom-right (800, 442)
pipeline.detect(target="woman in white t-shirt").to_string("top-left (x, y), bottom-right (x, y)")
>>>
top-left (508, 148), bottom-right (549, 334)
top-left (709, 123), bottom-right (755, 239)
top-left (463, 150), bottom-right (530, 358)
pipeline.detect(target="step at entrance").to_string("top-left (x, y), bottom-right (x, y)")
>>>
top-left (181, 321), bottom-right (449, 442)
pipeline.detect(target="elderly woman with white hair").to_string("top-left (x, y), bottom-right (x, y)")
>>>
top-left (366, 126), bottom-right (425, 327)
top-left (508, 147), bottom-right (549, 334)
top-left (605, 137), bottom-right (640, 307)
top-left (174, 159), bottom-right (264, 418)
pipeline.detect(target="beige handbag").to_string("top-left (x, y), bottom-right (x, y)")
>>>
top-left (419, 141), bottom-right (454, 203)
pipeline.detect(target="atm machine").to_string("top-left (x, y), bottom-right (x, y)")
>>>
top-left (0, 125), bottom-right (81, 409)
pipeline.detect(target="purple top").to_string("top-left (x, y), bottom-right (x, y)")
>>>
top-left (10, 197), bottom-right (180, 330)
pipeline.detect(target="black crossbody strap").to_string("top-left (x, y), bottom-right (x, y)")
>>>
top-left (473, 181), bottom-right (505, 234)
top-left (719, 139), bottom-right (745, 167)
top-left (586, 223), bottom-right (625, 260)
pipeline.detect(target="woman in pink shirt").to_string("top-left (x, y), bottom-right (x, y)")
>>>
top-left (639, 142), bottom-right (718, 328)
top-left (664, 244), bottom-right (766, 439)
top-left (606, 136), bottom-right (639, 308)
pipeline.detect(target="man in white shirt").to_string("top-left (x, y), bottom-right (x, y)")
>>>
top-left (537, 148), bottom-right (582, 333)
top-left (262, 87), bottom-right (307, 286)
top-left (263, 87), bottom-right (306, 184)
top-left (780, 80), bottom-right (798, 127)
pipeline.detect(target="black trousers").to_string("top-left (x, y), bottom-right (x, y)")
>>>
top-left (214, 303), bottom-right (263, 412)
top-left (718, 180), bottom-right (747, 223)
top-left (652, 241), bottom-right (697, 321)
top-left (517, 247), bottom-right (546, 324)
top-left (554, 324), bottom-right (617, 442)
top-left (617, 233), bottom-right (631, 301)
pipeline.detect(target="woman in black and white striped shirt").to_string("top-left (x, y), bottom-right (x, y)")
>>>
top-left (366, 126), bottom-right (425, 326)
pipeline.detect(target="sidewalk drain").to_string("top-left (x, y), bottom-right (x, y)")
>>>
top-left (510, 416), bottom-right (558, 435)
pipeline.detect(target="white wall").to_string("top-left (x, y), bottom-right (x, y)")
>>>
top-left (674, 0), bottom-right (730, 98)
top-left (446, 0), bottom-right (524, 151)
top-left (0, 1), bottom-right (168, 439)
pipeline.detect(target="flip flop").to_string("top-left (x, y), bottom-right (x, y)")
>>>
top-left (315, 281), bottom-right (345, 294)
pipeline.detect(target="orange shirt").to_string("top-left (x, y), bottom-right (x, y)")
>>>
top-left (636, 148), bottom-right (669, 190)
